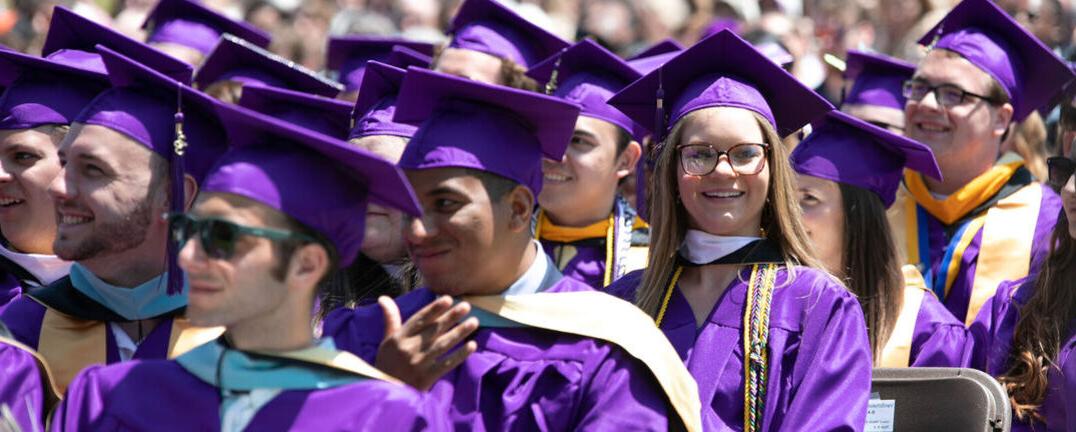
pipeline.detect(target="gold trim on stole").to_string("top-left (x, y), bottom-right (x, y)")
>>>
top-left (37, 309), bottom-right (107, 393)
top-left (464, 291), bottom-right (703, 432)
top-left (965, 183), bottom-right (1041, 326)
top-left (879, 266), bottom-right (929, 368)
top-left (167, 319), bottom-right (223, 358)
top-left (0, 336), bottom-right (61, 410)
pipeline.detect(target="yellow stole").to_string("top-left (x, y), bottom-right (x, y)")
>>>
top-left (35, 304), bottom-right (223, 393)
top-left (536, 211), bottom-right (650, 286)
top-left (0, 336), bottom-right (61, 413)
top-left (889, 157), bottom-right (1043, 325)
top-left (878, 266), bottom-right (930, 368)
top-left (464, 291), bottom-right (703, 432)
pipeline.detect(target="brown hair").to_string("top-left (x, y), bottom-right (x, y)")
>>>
top-left (838, 183), bottom-right (904, 361)
top-left (998, 211), bottom-right (1076, 422)
top-left (430, 44), bottom-right (538, 92)
top-left (635, 110), bottom-right (822, 317)
top-left (1006, 112), bottom-right (1048, 180)
top-left (203, 80), bottom-right (245, 105)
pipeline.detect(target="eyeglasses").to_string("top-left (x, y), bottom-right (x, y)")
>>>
top-left (1047, 156), bottom-right (1076, 191)
top-left (678, 143), bottom-right (769, 176)
top-left (165, 213), bottom-right (315, 260)
top-left (902, 80), bottom-right (998, 108)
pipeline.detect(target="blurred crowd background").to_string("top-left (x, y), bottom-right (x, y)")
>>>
top-left (1, 0), bottom-right (1072, 122)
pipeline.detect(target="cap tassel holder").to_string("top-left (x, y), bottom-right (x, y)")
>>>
top-left (166, 93), bottom-right (187, 296)
top-left (544, 54), bottom-right (564, 95)
top-left (653, 66), bottom-right (666, 148)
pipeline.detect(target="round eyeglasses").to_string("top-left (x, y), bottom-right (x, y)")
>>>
top-left (678, 143), bottom-right (769, 177)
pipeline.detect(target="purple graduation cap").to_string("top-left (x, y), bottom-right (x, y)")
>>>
top-left (918, 0), bottom-right (1074, 121)
top-left (203, 102), bottom-right (422, 267)
top-left (142, 0), bottom-right (270, 56)
top-left (755, 40), bottom-right (793, 70)
top-left (609, 29), bottom-right (833, 141)
top-left (626, 38), bottom-right (684, 62)
top-left (0, 6), bottom-right (194, 130)
top-left (326, 36), bottom-right (434, 92)
top-left (395, 67), bottom-right (581, 196)
top-left (791, 110), bottom-right (942, 207)
top-left (238, 85), bottom-right (352, 139)
top-left (447, 0), bottom-right (570, 68)
top-left (74, 45), bottom-right (228, 295)
top-left (195, 34), bottom-right (342, 97)
top-left (349, 61), bottom-right (415, 140)
top-left (528, 39), bottom-right (644, 140)
top-left (841, 50), bottom-right (915, 110)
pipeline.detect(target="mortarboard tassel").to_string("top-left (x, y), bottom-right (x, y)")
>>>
top-left (167, 102), bottom-right (187, 296)
top-left (654, 66), bottom-right (666, 146)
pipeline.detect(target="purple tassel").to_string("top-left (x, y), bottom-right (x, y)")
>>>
top-left (167, 111), bottom-right (186, 296)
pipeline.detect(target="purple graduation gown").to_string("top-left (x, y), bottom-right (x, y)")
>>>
top-left (322, 279), bottom-right (674, 431)
top-left (909, 184), bottom-right (1060, 323)
top-left (0, 272), bottom-right (20, 314)
top-left (540, 240), bottom-right (609, 289)
top-left (605, 266), bottom-right (873, 431)
top-left (0, 293), bottom-right (182, 363)
top-left (0, 341), bottom-right (47, 431)
top-left (970, 277), bottom-right (1074, 431)
top-left (908, 290), bottom-right (974, 367)
top-left (52, 359), bottom-right (448, 431)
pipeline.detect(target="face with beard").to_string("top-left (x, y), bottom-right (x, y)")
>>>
top-left (49, 124), bottom-right (169, 264)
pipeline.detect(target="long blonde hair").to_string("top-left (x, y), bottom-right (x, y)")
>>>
top-left (635, 109), bottom-right (823, 317)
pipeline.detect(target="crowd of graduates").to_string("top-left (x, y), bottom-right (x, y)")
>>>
top-left (0, 0), bottom-right (1072, 430)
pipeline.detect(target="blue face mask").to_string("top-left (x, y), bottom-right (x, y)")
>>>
top-left (68, 263), bottom-right (189, 321)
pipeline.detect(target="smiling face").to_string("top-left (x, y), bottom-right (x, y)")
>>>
top-left (538, 115), bottom-right (638, 225)
top-left (404, 168), bottom-right (530, 296)
top-left (905, 49), bottom-right (1013, 189)
top-left (0, 126), bottom-right (65, 254)
top-left (350, 135), bottom-right (409, 263)
top-left (795, 173), bottom-right (845, 276)
top-left (675, 107), bottom-right (770, 237)
top-left (179, 193), bottom-right (295, 328)
top-left (48, 124), bottom-right (169, 266)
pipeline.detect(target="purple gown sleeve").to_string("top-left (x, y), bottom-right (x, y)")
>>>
top-left (968, 279), bottom-right (1023, 374)
top-left (910, 294), bottom-right (973, 367)
top-left (0, 343), bottom-right (45, 431)
top-left (576, 345), bottom-right (671, 431)
top-left (780, 277), bottom-right (872, 432)
top-left (50, 365), bottom-right (113, 432)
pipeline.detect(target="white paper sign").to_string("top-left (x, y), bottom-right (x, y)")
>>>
top-left (865, 399), bottom-right (895, 432)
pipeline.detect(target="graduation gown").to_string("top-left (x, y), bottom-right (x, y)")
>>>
top-left (888, 159), bottom-right (1062, 325)
top-left (536, 197), bottom-right (649, 290)
top-left (605, 266), bottom-right (873, 431)
top-left (0, 276), bottom-right (220, 392)
top-left (0, 249), bottom-right (70, 314)
top-left (52, 338), bottom-right (449, 431)
top-left (0, 334), bottom-right (57, 432)
top-left (877, 266), bottom-right (973, 368)
top-left (970, 277), bottom-right (1074, 431)
top-left (322, 251), bottom-right (687, 431)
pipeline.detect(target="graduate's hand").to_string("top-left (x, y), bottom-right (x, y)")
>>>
top-left (375, 295), bottom-right (479, 391)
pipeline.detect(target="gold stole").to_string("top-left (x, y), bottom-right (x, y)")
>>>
top-left (879, 266), bottom-right (929, 368)
top-left (464, 291), bottom-right (703, 432)
top-left (36, 307), bottom-right (223, 393)
top-left (0, 336), bottom-right (61, 412)
top-left (888, 176), bottom-right (1043, 326)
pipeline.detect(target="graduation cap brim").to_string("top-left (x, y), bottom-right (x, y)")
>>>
top-left (917, 0), bottom-right (1073, 121)
top-left (826, 111), bottom-right (941, 179)
top-left (238, 85), bottom-right (352, 139)
top-left (626, 38), bottom-right (684, 61)
top-left (394, 66), bottom-right (578, 160)
top-left (326, 36), bottom-right (434, 70)
top-left (353, 61), bottom-right (406, 124)
top-left (45, 6), bottom-right (191, 83)
top-left (195, 34), bottom-right (342, 97)
top-left (843, 50), bottom-right (915, 82)
top-left (527, 39), bottom-right (640, 87)
top-left (610, 30), bottom-right (833, 138)
top-left (448, 0), bottom-right (569, 67)
top-left (142, 0), bottom-right (270, 49)
top-left (0, 49), bottom-right (105, 86)
top-left (217, 102), bottom-right (422, 217)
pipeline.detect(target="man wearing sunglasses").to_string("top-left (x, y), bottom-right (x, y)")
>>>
top-left (0, 47), bottom-right (230, 391)
top-left (323, 68), bottom-right (702, 431)
top-left (53, 90), bottom-right (449, 431)
top-left (886, 0), bottom-right (1074, 326)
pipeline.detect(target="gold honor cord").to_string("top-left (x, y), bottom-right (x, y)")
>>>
top-left (535, 210), bottom-right (618, 287)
